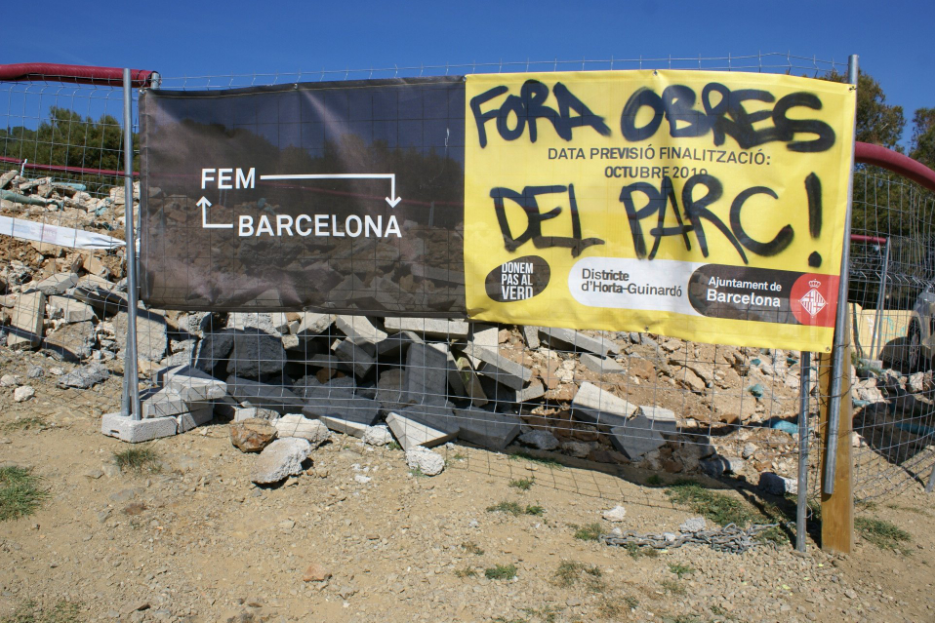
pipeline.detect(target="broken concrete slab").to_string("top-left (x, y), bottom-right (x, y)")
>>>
top-left (194, 331), bottom-right (236, 372)
top-left (274, 414), bottom-right (331, 447)
top-left (571, 381), bottom-right (637, 427)
top-left (30, 272), bottom-right (78, 296)
top-left (468, 345), bottom-right (532, 391)
top-left (318, 415), bottom-right (371, 438)
top-left (43, 320), bottom-right (96, 361)
top-left (226, 375), bottom-right (305, 414)
top-left (539, 327), bottom-right (618, 357)
top-left (233, 406), bottom-right (280, 422)
top-left (159, 364), bottom-right (228, 403)
top-left (332, 338), bottom-right (375, 378)
top-left (225, 330), bottom-right (287, 378)
top-left (480, 377), bottom-right (545, 403)
top-left (58, 362), bottom-right (110, 388)
top-left (114, 308), bottom-right (168, 362)
top-left (430, 343), bottom-right (467, 398)
top-left (384, 317), bottom-right (470, 338)
top-left (452, 408), bottom-right (521, 451)
top-left (176, 405), bottom-right (214, 433)
top-left (335, 315), bottom-right (387, 344)
top-left (251, 438), bottom-right (311, 484)
top-left (636, 405), bottom-right (679, 434)
top-left (296, 312), bottom-right (335, 335)
top-left (386, 409), bottom-right (459, 451)
top-left (47, 295), bottom-right (96, 323)
top-left (374, 330), bottom-right (423, 357)
top-left (8, 290), bottom-right (45, 349)
top-left (73, 278), bottom-right (126, 314)
top-left (518, 430), bottom-right (560, 451)
top-left (404, 342), bottom-right (450, 401)
top-left (455, 356), bottom-right (488, 407)
top-left (302, 395), bottom-right (381, 426)
top-left (522, 326), bottom-right (541, 349)
top-left (141, 387), bottom-right (191, 419)
top-left (101, 412), bottom-right (177, 443)
top-left (580, 353), bottom-right (625, 375)
top-left (609, 413), bottom-right (667, 460)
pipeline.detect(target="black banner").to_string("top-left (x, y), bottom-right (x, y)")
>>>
top-left (139, 77), bottom-right (466, 315)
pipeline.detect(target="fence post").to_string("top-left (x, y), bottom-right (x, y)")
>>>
top-left (819, 315), bottom-right (854, 553)
top-left (122, 67), bottom-right (142, 420)
top-left (823, 53), bottom-right (859, 495)
top-left (796, 351), bottom-right (811, 552)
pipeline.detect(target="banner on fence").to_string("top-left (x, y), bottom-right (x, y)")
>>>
top-left (463, 71), bottom-right (856, 351)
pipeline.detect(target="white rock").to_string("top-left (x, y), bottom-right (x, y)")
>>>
top-left (234, 407), bottom-right (280, 422)
top-left (13, 386), bottom-right (35, 402)
top-left (405, 446), bottom-right (445, 476)
top-left (251, 438), bottom-right (312, 484)
top-left (0, 374), bottom-right (20, 387)
top-left (602, 505), bottom-right (627, 522)
top-left (518, 430), bottom-right (560, 451)
top-left (274, 414), bottom-right (331, 447)
top-left (354, 474), bottom-right (372, 484)
top-left (362, 425), bottom-right (393, 446)
top-left (679, 516), bottom-right (707, 533)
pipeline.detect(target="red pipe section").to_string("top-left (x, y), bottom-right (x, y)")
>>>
top-left (0, 63), bottom-right (155, 87)
top-left (850, 234), bottom-right (887, 245)
top-left (855, 141), bottom-right (935, 194)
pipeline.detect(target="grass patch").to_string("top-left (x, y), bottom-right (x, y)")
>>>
top-left (2, 599), bottom-right (82, 623)
top-left (645, 474), bottom-right (663, 487)
top-left (113, 447), bottom-right (161, 474)
top-left (668, 562), bottom-right (694, 579)
top-left (572, 522), bottom-right (603, 541)
top-left (625, 543), bottom-right (660, 559)
top-left (665, 480), bottom-right (754, 527)
top-left (485, 563), bottom-right (517, 580)
top-left (660, 578), bottom-right (686, 595)
top-left (855, 517), bottom-right (912, 554)
top-left (554, 561), bottom-right (603, 590)
top-left (461, 541), bottom-right (485, 556)
top-left (508, 452), bottom-right (564, 469)
top-left (1, 416), bottom-right (47, 431)
top-left (0, 466), bottom-right (48, 522)
top-left (509, 477), bottom-right (535, 491)
top-left (386, 441), bottom-right (401, 451)
top-left (454, 566), bottom-right (477, 578)
top-left (487, 501), bottom-right (544, 516)
top-left (598, 598), bottom-right (634, 619)
top-left (451, 452), bottom-right (467, 461)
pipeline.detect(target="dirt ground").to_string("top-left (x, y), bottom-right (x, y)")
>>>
top-left (1, 349), bottom-right (934, 623)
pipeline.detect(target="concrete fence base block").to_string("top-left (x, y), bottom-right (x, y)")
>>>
top-left (101, 412), bottom-right (177, 443)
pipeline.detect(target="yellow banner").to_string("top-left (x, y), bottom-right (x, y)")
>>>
top-left (464, 70), bottom-right (856, 352)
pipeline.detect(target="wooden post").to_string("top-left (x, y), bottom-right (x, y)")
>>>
top-left (819, 312), bottom-right (854, 554)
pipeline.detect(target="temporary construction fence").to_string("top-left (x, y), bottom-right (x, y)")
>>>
top-left (1, 55), bottom-right (934, 556)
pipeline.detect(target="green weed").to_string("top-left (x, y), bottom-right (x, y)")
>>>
top-left (855, 517), bottom-right (912, 554)
top-left (665, 480), bottom-right (754, 527)
top-left (485, 563), bottom-right (517, 580)
top-left (509, 477), bottom-right (535, 491)
top-left (668, 562), bottom-right (694, 579)
top-left (573, 522), bottom-right (603, 541)
top-left (0, 466), bottom-right (48, 522)
top-left (113, 447), bottom-right (161, 474)
top-left (1, 599), bottom-right (82, 623)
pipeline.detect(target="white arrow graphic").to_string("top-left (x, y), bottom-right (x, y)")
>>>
top-left (259, 173), bottom-right (402, 208)
top-left (198, 196), bottom-right (234, 229)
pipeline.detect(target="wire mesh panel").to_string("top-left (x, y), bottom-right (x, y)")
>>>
top-left (0, 76), bottom-right (135, 378)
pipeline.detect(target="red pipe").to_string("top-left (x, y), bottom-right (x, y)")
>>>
top-left (850, 234), bottom-right (887, 245)
top-left (0, 63), bottom-right (156, 87)
top-left (855, 141), bottom-right (935, 194)
top-left (0, 155), bottom-right (137, 178)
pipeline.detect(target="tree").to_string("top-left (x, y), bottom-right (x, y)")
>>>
top-left (822, 70), bottom-right (905, 150)
top-left (910, 107), bottom-right (935, 170)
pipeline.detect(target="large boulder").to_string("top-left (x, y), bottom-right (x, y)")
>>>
top-left (252, 438), bottom-right (312, 484)
top-left (230, 418), bottom-right (277, 453)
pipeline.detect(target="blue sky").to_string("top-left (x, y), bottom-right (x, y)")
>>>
top-left (5, 0), bottom-right (933, 146)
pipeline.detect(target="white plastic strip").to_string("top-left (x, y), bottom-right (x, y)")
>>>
top-left (0, 216), bottom-right (125, 250)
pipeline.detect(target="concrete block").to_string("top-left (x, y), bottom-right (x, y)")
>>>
top-left (480, 377), bottom-right (545, 403)
top-left (47, 295), bottom-right (96, 323)
top-left (636, 405), bottom-right (679, 434)
top-left (73, 278), bottom-right (126, 314)
top-left (308, 354), bottom-right (352, 374)
top-left (318, 415), bottom-right (371, 438)
top-left (160, 364), bottom-right (228, 402)
top-left (30, 272), bottom-right (78, 296)
top-left (386, 409), bottom-right (459, 451)
top-left (336, 315), bottom-right (387, 344)
top-left (302, 395), bottom-right (381, 426)
top-left (296, 312), bottom-right (335, 335)
top-left (539, 327), bottom-right (618, 357)
top-left (114, 308), bottom-right (168, 362)
top-left (194, 331), bottom-right (236, 372)
top-left (226, 375), bottom-right (306, 414)
top-left (141, 387), bottom-right (191, 418)
top-left (404, 342), bottom-right (449, 400)
top-left (452, 408), bottom-right (521, 451)
top-left (469, 345), bottom-right (532, 391)
top-left (759, 471), bottom-right (798, 496)
top-left (225, 330), bottom-right (286, 378)
top-left (8, 290), bottom-right (45, 349)
top-left (43, 320), bottom-right (96, 361)
top-left (430, 343), bottom-right (466, 397)
top-left (572, 382), bottom-right (637, 427)
top-left (522, 325), bottom-right (540, 349)
top-left (176, 405), bottom-right (214, 433)
top-left (609, 417), bottom-right (667, 460)
top-left (384, 317), bottom-right (470, 338)
top-left (101, 412), bottom-right (177, 443)
top-left (455, 356), bottom-right (487, 407)
top-left (233, 406), bottom-right (280, 422)
top-left (580, 353), bottom-right (625, 375)
top-left (332, 338), bottom-right (375, 377)
top-left (375, 330), bottom-right (423, 357)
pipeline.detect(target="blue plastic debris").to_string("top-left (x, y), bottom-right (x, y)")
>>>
top-left (746, 383), bottom-right (764, 398)
top-left (770, 420), bottom-right (799, 436)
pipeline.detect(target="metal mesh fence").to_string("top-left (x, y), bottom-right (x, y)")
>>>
top-left (3, 54), bottom-right (934, 544)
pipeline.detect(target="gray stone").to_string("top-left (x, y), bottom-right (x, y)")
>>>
top-left (468, 345), bottom-right (532, 390)
top-left (758, 472), bottom-right (798, 496)
top-left (13, 386), bottom-right (35, 402)
top-left (470, 324), bottom-right (500, 347)
top-left (431, 343), bottom-right (467, 398)
top-left (404, 342), bottom-right (449, 400)
top-left (294, 376), bottom-right (356, 401)
top-left (114, 308), bottom-right (167, 362)
top-left (160, 364), bottom-right (228, 403)
top-left (72, 277), bottom-right (126, 313)
top-left (561, 440), bottom-right (594, 458)
top-left (572, 382), bottom-right (637, 427)
top-left (43, 320), bottom-right (96, 361)
top-left (141, 387), bottom-right (190, 418)
top-left (362, 425), bottom-right (393, 446)
top-left (226, 312), bottom-right (283, 336)
top-left (539, 327), bottom-right (618, 357)
top-left (194, 331), bottom-right (235, 372)
top-left (295, 312), bottom-right (334, 335)
top-left (480, 377), bottom-right (545, 403)
top-left (8, 290), bottom-right (45, 349)
top-left (374, 330), bottom-right (422, 357)
top-left (384, 317), bottom-right (470, 338)
top-left (680, 517), bottom-right (707, 533)
top-left (226, 375), bottom-right (305, 414)
top-left (47, 296), bottom-right (96, 323)
top-left (335, 315), bottom-right (387, 344)
top-left (251, 438), bottom-right (312, 484)
top-left (302, 395), bottom-right (381, 426)
top-left (386, 410), bottom-right (459, 451)
top-left (332, 338), bottom-right (375, 377)
top-left (522, 325), bottom-right (540, 349)
top-left (234, 406), bottom-right (280, 422)
top-left (518, 430), bottom-right (560, 451)
top-left (31, 272), bottom-right (78, 296)
top-left (308, 354), bottom-right (352, 374)
top-left (452, 408), bottom-right (521, 451)
top-left (455, 356), bottom-right (487, 407)
top-left (101, 412), bottom-right (176, 443)
top-left (405, 446), bottom-right (445, 476)
top-left (176, 405), bottom-right (214, 433)
top-left (318, 415), bottom-right (370, 438)
top-left (580, 354), bottom-right (625, 375)
top-left (226, 331), bottom-right (286, 378)
top-left (609, 415), bottom-right (667, 460)
top-left (602, 505), bottom-right (627, 522)
top-left (58, 362), bottom-right (110, 388)
top-left (635, 405), bottom-right (679, 433)
top-left (26, 365), bottom-right (43, 379)
top-left (274, 414), bottom-right (331, 446)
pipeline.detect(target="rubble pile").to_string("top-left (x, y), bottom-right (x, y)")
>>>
top-left (4, 172), bottom-right (927, 486)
